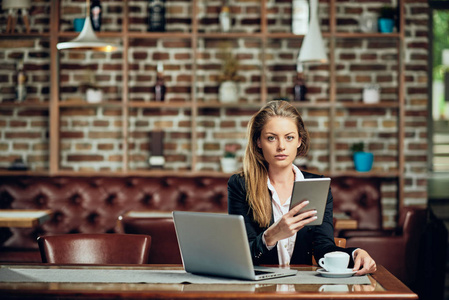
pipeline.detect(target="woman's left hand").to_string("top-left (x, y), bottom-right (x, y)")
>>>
top-left (352, 249), bottom-right (377, 275)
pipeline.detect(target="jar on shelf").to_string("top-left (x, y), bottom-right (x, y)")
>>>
top-left (219, 80), bottom-right (238, 103)
top-left (363, 84), bottom-right (380, 104)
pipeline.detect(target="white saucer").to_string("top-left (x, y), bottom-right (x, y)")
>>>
top-left (317, 268), bottom-right (356, 278)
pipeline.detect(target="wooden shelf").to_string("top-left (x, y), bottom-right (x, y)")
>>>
top-left (0, 169), bottom-right (400, 178)
top-left (58, 100), bottom-right (123, 107)
top-left (0, 102), bottom-right (50, 108)
top-left (334, 32), bottom-right (401, 39)
top-left (326, 170), bottom-right (401, 178)
top-left (1, 0), bottom-right (406, 215)
top-left (58, 31), bottom-right (123, 38)
top-left (0, 33), bottom-right (50, 39)
top-left (196, 102), bottom-right (262, 108)
top-left (125, 32), bottom-right (193, 39)
top-left (128, 101), bottom-right (193, 108)
top-left (0, 170), bottom-right (50, 176)
top-left (53, 169), bottom-right (230, 178)
top-left (335, 102), bottom-right (400, 108)
top-left (266, 33), bottom-right (307, 39)
top-left (198, 32), bottom-right (264, 39)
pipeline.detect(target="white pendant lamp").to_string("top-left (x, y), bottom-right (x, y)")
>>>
top-left (56, 0), bottom-right (119, 52)
top-left (298, 0), bottom-right (328, 63)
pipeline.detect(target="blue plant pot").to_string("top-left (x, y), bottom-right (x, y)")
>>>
top-left (378, 18), bottom-right (394, 33)
top-left (353, 152), bottom-right (374, 172)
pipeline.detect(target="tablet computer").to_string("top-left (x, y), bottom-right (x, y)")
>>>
top-left (289, 177), bottom-right (331, 226)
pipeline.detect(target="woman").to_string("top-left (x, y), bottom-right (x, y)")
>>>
top-left (227, 100), bottom-right (376, 275)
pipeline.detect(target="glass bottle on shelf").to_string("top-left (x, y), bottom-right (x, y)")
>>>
top-left (16, 60), bottom-right (26, 102)
top-left (148, 0), bottom-right (166, 32)
top-left (154, 62), bottom-right (166, 102)
top-left (90, 0), bottom-right (102, 31)
top-left (293, 63), bottom-right (307, 101)
top-left (219, 1), bottom-right (231, 32)
top-left (292, 0), bottom-right (309, 35)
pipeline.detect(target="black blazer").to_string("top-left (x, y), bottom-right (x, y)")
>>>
top-left (227, 171), bottom-right (357, 266)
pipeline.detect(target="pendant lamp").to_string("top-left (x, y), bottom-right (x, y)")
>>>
top-left (298, 0), bottom-right (327, 63)
top-left (56, 0), bottom-right (119, 52)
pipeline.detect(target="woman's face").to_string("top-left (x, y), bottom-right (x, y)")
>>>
top-left (257, 117), bottom-right (301, 170)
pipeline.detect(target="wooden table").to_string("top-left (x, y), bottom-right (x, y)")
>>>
top-left (0, 264), bottom-right (418, 299)
top-left (334, 219), bottom-right (358, 230)
top-left (333, 213), bottom-right (358, 230)
top-left (0, 210), bottom-right (52, 228)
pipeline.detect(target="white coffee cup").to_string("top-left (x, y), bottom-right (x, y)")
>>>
top-left (319, 284), bottom-right (349, 292)
top-left (318, 251), bottom-right (350, 273)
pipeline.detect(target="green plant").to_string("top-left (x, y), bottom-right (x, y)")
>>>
top-left (80, 70), bottom-right (99, 91)
top-left (379, 6), bottom-right (396, 19)
top-left (273, 96), bottom-right (290, 102)
top-left (224, 144), bottom-right (237, 158)
top-left (217, 42), bottom-right (243, 83)
top-left (350, 142), bottom-right (365, 153)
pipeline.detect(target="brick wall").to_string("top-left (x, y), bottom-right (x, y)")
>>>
top-left (0, 0), bottom-right (428, 227)
top-left (0, 0), bottom-right (51, 171)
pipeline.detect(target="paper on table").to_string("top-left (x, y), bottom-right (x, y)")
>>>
top-left (0, 268), bottom-right (372, 285)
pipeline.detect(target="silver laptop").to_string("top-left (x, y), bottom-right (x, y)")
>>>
top-left (172, 211), bottom-right (298, 281)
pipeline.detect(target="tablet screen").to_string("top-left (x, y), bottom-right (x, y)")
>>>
top-left (289, 178), bottom-right (331, 226)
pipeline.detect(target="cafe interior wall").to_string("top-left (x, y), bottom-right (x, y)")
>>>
top-left (0, 0), bottom-right (429, 228)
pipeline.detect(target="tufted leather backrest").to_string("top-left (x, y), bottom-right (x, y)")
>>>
top-left (0, 176), bottom-right (229, 250)
top-left (331, 177), bottom-right (382, 230)
top-left (0, 175), bottom-right (382, 262)
top-left (37, 233), bottom-right (151, 264)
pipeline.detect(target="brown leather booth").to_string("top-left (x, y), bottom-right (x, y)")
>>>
top-left (0, 175), bottom-right (382, 264)
top-left (0, 176), bottom-right (228, 263)
top-left (331, 177), bottom-right (383, 238)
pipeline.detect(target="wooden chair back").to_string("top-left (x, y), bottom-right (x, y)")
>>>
top-left (38, 233), bottom-right (151, 264)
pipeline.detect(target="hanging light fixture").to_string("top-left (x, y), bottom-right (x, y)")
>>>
top-left (298, 0), bottom-right (327, 63)
top-left (57, 0), bottom-right (119, 52)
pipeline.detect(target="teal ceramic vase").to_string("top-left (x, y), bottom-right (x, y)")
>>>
top-left (353, 152), bottom-right (374, 172)
top-left (378, 18), bottom-right (394, 33)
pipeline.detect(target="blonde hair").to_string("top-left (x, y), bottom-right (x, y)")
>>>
top-left (243, 100), bottom-right (310, 227)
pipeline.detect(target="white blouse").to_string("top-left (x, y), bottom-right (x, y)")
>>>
top-left (265, 164), bottom-right (304, 266)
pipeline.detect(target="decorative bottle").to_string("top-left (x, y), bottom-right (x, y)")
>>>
top-left (293, 64), bottom-right (307, 101)
top-left (90, 0), bottom-right (102, 31)
top-left (148, 0), bottom-right (166, 32)
top-left (154, 62), bottom-right (166, 102)
top-left (16, 60), bottom-right (26, 102)
top-left (149, 130), bottom-right (165, 169)
top-left (219, 1), bottom-right (231, 32)
top-left (292, 0), bottom-right (309, 35)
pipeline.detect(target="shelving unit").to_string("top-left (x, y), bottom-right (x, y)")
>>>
top-left (0, 0), bottom-right (405, 208)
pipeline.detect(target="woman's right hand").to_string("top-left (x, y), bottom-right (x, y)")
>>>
top-left (263, 200), bottom-right (317, 246)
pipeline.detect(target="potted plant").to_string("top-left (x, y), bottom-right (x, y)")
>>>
top-left (81, 70), bottom-right (102, 103)
top-left (217, 43), bottom-right (243, 103)
top-left (378, 6), bottom-right (396, 33)
top-left (351, 142), bottom-right (374, 172)
top-left (220, 144), bottom-right (238, 173)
